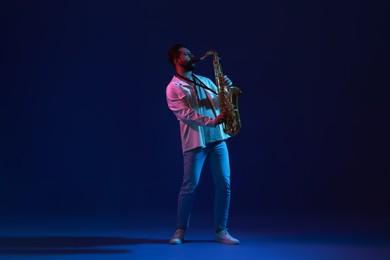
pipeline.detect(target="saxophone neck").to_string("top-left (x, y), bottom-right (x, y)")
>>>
top-left (192, 49), bottom-right (225, 87)
top-left (192, 50), bottom-right (217, 63)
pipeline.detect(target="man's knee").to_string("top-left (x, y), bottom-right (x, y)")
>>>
top-left (180, 181), bottom-right (199, 194)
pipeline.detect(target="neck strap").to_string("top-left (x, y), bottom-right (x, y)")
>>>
top-left (175, 73), bottom-right (217, 95)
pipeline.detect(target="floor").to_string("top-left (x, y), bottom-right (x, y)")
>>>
top-left (0, 215), bottom-right (388, 260)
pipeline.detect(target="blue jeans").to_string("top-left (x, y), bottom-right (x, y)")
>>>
top-left (176, 141), bottom-right (231, 231)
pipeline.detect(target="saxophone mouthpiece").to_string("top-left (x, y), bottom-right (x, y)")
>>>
top-left (191, 58), bottom-right (201, 64)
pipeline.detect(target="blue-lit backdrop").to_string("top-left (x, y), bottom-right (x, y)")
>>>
top-left (1, 1), bottom-right (388, 223)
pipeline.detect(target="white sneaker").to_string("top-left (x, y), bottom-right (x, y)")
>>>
top-left (215, 229), bottom-right (240, 245)
top-left (169, 229), bottom-right (185, 245)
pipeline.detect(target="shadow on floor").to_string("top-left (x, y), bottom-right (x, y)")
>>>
top-left (0, 236), bottom-right (166, 255)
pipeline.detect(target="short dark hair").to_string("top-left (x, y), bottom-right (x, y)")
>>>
top-left (167, 43), bottom-right (188, 67)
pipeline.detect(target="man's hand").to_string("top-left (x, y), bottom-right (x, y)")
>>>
top-left (223, 75), bottom-right (233, 87)
top-left (213, 110), bottom-right (227, 126)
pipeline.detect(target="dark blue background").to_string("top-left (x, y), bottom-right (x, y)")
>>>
top-left (1, 1), bottom-right (388, 223)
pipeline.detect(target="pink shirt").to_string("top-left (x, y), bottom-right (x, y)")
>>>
top-left (166, 74), bottom-right (230, 152)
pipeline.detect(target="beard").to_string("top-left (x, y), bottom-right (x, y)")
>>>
top-left (179, 60), bottom-right (196, 71)
top-left (186, 63), bottom-right (196, 71)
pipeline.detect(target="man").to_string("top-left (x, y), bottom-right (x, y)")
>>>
top-left (166, 44), bottom-right (240, 245)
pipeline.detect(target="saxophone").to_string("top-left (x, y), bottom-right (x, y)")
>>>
top-left (195, 50), bottom-right (242, 136)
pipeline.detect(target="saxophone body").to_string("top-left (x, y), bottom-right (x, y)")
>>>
top-left (196, 50), bottom-right (242, 136)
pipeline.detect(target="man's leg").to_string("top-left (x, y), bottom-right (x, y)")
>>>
top-left (170, 147), bottom-right (206, 244)
top-left (209, 141), bottom-right (240, 245)
top-left (209, 141), bottom-right (231, 231)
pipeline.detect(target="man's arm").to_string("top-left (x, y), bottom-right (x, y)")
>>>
top-left (166, 85), bottom-right (225, 127)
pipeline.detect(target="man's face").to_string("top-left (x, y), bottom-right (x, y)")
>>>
top-left (175, 47), bottom-right (196, 71)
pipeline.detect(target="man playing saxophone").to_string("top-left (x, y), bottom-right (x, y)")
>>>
top-left (166, 44), bottom-right (240, 245)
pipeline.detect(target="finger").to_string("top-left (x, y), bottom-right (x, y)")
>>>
top-left (224, 76), bottom-right (232, 85)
